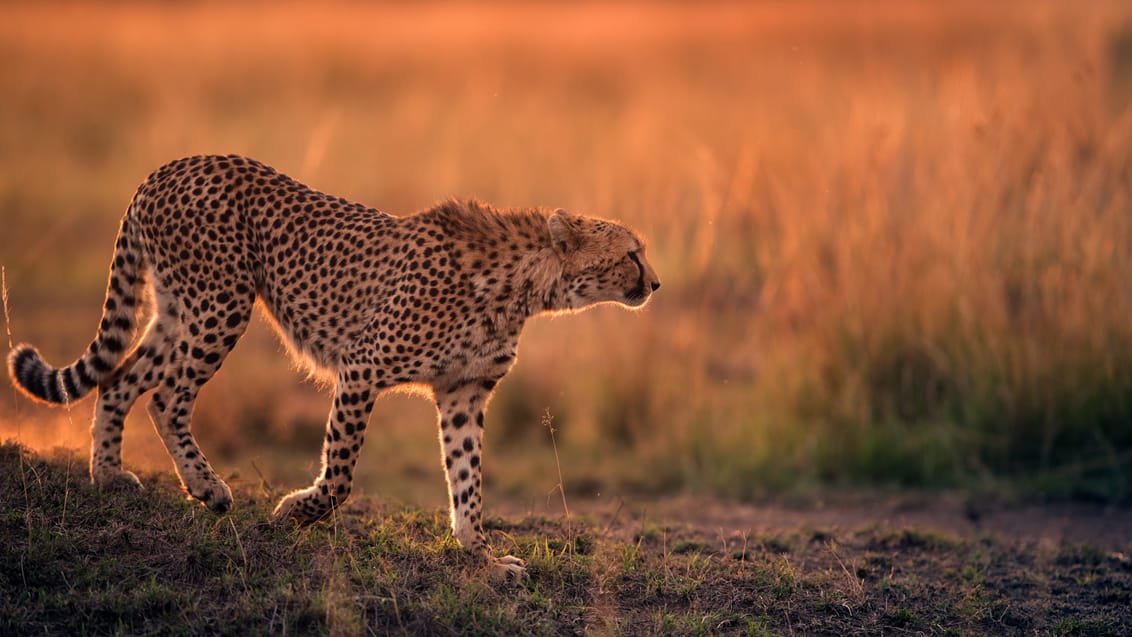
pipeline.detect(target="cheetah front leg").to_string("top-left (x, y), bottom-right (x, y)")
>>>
top-left (434, 379), bottom-right (525, 582)
top-left (273, 369), bottom-right (376, 524)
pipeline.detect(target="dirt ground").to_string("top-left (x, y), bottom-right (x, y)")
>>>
top-left (501, 492), bottom-right (1132, 552)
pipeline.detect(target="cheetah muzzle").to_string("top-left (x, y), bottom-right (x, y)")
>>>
top-left (6, 154), bottom-right (660, 581)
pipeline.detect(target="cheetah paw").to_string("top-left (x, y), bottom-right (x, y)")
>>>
top-left (92, 468), bottom-right (143, 491)
top-left (489, 555), bottom-right (527, 584)
top-left (271, 489), bottom-right (306, 524)
top-left (188, 479), bottom-right (233, 514)
top-left (271, 486), bottom-right (327, 525)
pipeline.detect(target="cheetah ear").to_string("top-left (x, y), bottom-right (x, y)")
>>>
top-left (548, 209), bottom-right (581, 255)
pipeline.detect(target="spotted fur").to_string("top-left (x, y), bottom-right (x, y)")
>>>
top-left (6, 154), bottom-right (659, 580)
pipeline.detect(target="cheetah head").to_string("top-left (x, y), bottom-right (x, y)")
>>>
top-left (547, 210), bottom-right (660, 310)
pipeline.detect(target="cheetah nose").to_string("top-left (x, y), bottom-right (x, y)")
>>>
top-left (651, 281), bottom-right (661, 292)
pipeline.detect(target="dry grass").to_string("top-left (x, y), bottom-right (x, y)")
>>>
top-left (1, 1), bottom-right (1131, 503)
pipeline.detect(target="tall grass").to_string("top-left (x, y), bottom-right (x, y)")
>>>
top-left (1, 1), bottom-right (1130, 502)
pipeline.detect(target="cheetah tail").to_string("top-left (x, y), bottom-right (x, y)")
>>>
top-left (7, 215), bottom-right (146, 405)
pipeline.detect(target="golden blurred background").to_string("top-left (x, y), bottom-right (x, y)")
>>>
top-left (2, 1), bottom-right (1131, 507)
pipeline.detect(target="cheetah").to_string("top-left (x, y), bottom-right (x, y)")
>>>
top-left (7, 154), bottom-right (659, 580)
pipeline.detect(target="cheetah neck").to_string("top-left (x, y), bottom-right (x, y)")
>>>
top-left (474, 215), bottom-right (570, 321)
top-left (510, 246), bottom-right (569, 319)
top-left (426, 199), bottom-right (569, 324)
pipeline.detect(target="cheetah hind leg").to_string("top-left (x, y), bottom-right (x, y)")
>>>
top-left (90, 374), bottom-right (146, 492)
top-left (141, 285), bottom-right (252, 514)
top-left (89, 309), bottom-right (179, 491)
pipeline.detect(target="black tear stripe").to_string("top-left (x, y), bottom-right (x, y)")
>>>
top-left (627, 251), bottom-right (646, 299)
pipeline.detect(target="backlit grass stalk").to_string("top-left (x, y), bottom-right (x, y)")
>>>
top-left (542, 408), bottom-right (570, 519)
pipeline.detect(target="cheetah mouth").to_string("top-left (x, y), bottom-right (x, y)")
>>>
top-left (624, 287), bottom-right (649, 306)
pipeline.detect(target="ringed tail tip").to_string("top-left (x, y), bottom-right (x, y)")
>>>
top-left (7, 343), bottom-right (83, 405)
